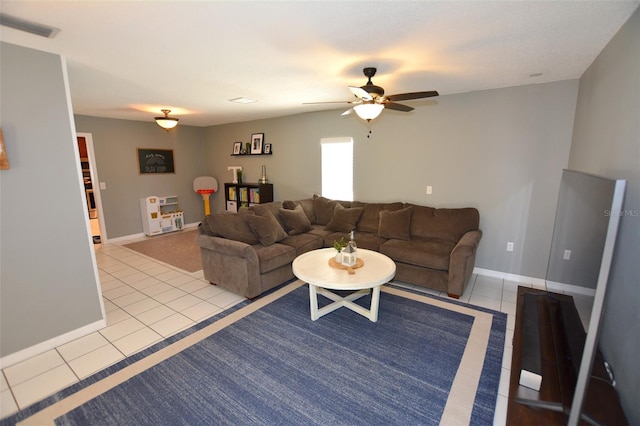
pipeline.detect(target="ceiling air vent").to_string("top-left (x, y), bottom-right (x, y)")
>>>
top-left (0, 13), bottom-right (59, 38)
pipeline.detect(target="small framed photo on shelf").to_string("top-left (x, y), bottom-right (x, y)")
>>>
top-left (251, 133), bottom-right (264, 154)
top-left (232, 142), bottom-right (242, 155)
top-left (263, 143), bottom-right (272, 154)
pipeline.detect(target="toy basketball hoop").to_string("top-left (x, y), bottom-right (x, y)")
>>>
top-left (193, 176), bottom-right (218, 215)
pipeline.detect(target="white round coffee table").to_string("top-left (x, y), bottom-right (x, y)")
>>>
top-left (292, 248), bottom-right (396, 322)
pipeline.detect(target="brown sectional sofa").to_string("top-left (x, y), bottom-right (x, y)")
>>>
top-left (197, 195), bottom-right (482, 300)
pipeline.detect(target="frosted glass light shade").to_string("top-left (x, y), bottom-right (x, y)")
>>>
top-left (353, 103), bottom-right (384, 121)
top-left (155, 109), bottom-right (179, 130)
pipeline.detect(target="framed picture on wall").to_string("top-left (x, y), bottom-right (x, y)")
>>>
top-left (263, 143), bottom-right (272, 154)
top-left (251, 133), bottom-right (264, 154)
top-left (137, 148), bottom-right (175, 174)
top-left (232, 142), bottom-right (242, 155)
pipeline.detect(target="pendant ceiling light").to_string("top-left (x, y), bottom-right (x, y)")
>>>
top-left (353, 102), bottom-right (384, 122)
top-left (155, 109), bottom-right (179, 131)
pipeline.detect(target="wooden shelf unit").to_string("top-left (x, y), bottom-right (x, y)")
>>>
top-left (224, 182), bottom-right (273, 211)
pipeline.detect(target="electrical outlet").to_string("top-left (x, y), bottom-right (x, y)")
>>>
top-left (563, 249), bottom-right (572, 260)
top-left (507, 242), bottom-right (514, 252)
top-left (99, 182), bottom-right (106, 190)
top-left (426, 185), bottom-right (433, 195)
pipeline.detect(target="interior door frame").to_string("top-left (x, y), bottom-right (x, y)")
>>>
top-left (77, 132), bottom-right (107, 242)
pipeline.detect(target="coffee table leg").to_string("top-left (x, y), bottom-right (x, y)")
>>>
top-left (369, 286), bottom-right (381, 322)
top-left (309, 283), bottom-right (320, 321)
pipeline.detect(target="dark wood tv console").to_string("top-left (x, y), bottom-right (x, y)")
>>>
top-left (507, 286), bottom-right (627, 425)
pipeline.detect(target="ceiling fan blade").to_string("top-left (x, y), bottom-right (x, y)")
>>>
top-left (303, 101), bottom-right (358, 105)
top-left (348, 86), bottom-right (373, 101)
top-left (384, 102), bottom-right (414, 112)
top-left (341, 108), bottom-right (354, 116)
top-left (386, 91), bottom-right (439, 102)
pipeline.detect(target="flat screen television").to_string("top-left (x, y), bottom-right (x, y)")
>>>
top-left (545, 169), bottom-right (626, 424)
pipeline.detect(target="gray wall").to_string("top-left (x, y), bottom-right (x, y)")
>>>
top-left (568, 7), bottom-right (640, 423)
top-left (0, 43), bottom-right (103, 357)
top-left (546, 170), bottom-right (620, 290)
top-left (204, 80), bottom-right (578, 280)
top-left (73, 116), bottom-right (211, 239)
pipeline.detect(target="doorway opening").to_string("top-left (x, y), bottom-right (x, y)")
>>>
top-left (77, 133), bottom-right (106, 244)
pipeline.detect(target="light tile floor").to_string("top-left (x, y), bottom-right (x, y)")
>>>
top-left (0, 238), bottom-right (594, 424)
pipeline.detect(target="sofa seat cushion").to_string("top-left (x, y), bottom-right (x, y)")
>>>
top-left (380, 238), bottom-right (456, 271)
top-left (253, 243), bottom-right (296, 274)
top-left (307, 224), bottom-right (333, 239)
top-left (280, 233), bottom-right (324, 255)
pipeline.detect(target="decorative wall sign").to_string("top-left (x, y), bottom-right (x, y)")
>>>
top-left (137, 148), bottom-right (175, 174)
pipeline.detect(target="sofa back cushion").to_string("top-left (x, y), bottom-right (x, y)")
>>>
top-left (313, 195), bottom-right (338, 225)
top-left (378, 206), bottom-right (412, 240)
top-left (283, 198), bottom-right (316, 224)
top-left (279, 205), bottom-right (312, 235)
top-left (206, 212), bottom-right (259, 245)
top-left (245, 210), bottom-right (288, 246)
top-left (353, 202), bottom-right (403, 233)
top-left (249, 201), bottom-right (285, 227)
top-left (408, 204), bottom-right (480, 242)
top-left (326, 204), bottom-right (363, 233)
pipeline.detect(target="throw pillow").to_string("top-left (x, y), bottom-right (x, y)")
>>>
top-left (326, 204), bottom-right (364, 233)
top-left (378, 206), bottom-right (413, 240)
top-left (206, 212), bottom-right (259, 245)
top-left (283, 198), bottom-right (316, 224)
top-left (313, 195), bottom-right (338, 226)
top-left (279, 205), bottom-right (312, 235)
top-left (245, 210), bottom-right (288, 246)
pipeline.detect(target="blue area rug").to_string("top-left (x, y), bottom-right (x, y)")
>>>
top-left (5, 283), bottom-right (506, 425)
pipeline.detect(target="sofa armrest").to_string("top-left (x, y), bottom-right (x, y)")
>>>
top-left (197, 234), bottom-right (254, 257)
top-left (196, 234), bottom-right (261, 298)
top-left (448, 230), bottom-right (482, 297)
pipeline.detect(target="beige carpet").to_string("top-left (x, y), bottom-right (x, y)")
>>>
top-left (124, 229), bottom-right (202, 272)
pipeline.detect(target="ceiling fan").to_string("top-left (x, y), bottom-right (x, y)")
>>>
top-left (305, 67), bottom-right (439, 121)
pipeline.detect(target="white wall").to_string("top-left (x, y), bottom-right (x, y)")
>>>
top-left (568, 7), bottom-right (640, 423)
top-left (0, 43), bottom-right (104, 360)
top-left (205, 80), bottom-right (578, 280)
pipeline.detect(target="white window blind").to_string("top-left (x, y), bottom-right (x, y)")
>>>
top-left (321, 137), bottom-right (353, 201)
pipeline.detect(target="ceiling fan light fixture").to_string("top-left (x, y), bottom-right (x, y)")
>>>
top-left (353, 103), bottom-right (384, 121)
top-left (155, 109), bottom-right (179, 130)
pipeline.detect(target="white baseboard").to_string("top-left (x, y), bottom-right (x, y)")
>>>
top-left (473, 267), bottom-right (547, 289)
top-left (473, 267), bottom-right (596, 296)
top-left (545, 280), bottom-right (596, 296)
top-left (104, 222), bottom-right (200, 245)
top-left (0, 318), bottom-right (107, 369)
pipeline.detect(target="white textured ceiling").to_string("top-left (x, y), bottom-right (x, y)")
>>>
top-left (1, 1), bottom-right (638, 126)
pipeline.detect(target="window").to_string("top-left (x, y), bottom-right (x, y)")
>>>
top-left (321, 137), bottom-right (353, 201)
